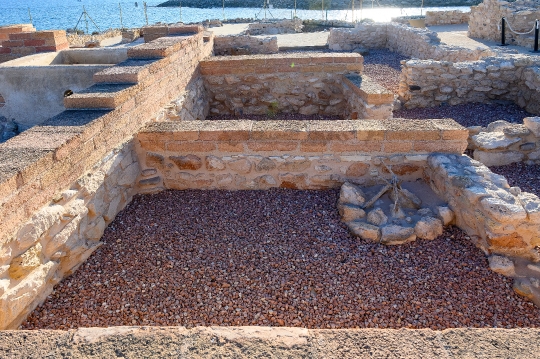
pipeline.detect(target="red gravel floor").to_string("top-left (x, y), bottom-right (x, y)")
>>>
top-left (489, 162), bottom-right (540, 197)
top-left (22, 189), bottom-right (540, 330)
top-left (363, 49), bottom-right (409, 94)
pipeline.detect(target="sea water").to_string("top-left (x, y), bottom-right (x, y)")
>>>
top-left (0, 0), bottom-right (470, 32)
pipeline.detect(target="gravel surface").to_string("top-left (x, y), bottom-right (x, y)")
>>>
top-left (489, 162), bottom-right (540, 197)
top-left (205, 113), bottom-right (343, 121)
top-left (22, 189), bottom-right (540, 331)
top-left (363, 49), bottom-right (409, 94)
top-left (394, 103), bottom-right (533, 128)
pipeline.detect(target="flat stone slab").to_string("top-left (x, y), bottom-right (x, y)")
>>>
top-left (2, 326), bottom-right (540, 358)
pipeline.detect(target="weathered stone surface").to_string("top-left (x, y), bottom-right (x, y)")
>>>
top-left (367, 208), bottom-right (388, 226)
top-left (346, 163), bottom-right (370, 177)
top-left (503, 125), bottom-right (530, 138)
top-left (256, 158), bottom-right (277, 172)
top-left (473, 150), bottom-right (524, 167)
top-left (205, 155), bottom-right (225, 171)
top-left (382, 164), bottom-right (420, 176)
top-left (8, 243), bottom-right (43, 280)
top-left (486, 120), bottom-right (511, 133)
top-left (279, 173), bottom-right (307, 189)
top-left (437, 206), bottom-right (455, 226)
top-left (380, 225), bottom-right (416, 245)
top-left (146, 152), bottom-right (165, 168)
top-left (414, 217), bottom-right (443, 240)
top-left (472, 132), bottom-right (520, 151)
top-left (513, 278), bottom-right (535, 301)
top-left (389, 188), bottom-right (421, 209)
top-left (228, 158), bottom-right (252, 174)
top-left (279, 158), bottom-right (310, 172)
top-left (519, 192), bottom-right (540, 222)
top-left (348, 221), bottom-right (380, 242)
top-left (254, 175), bottom-right (277, 188)
top-left (299, 104), bottom-right (319, 115)
top-left (170, 155), bottom-right (202, 170)
top-left (524, 117), bottom-right (540, 137)
top-left (85, 217), bottom-right (106, 241)
top-left (488, 255), bottom-right (516, 277)
top-left (338, 182), bottom-right (366, 207)
top-left (338, 203), bottom-right (366, 223)
top-left (15, 205), bottom-right (65, 255)
top-left (480, 197), bottom-right (527, 223)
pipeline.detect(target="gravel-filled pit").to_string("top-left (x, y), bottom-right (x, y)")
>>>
top-left (394, 103), bottom-right (534, 128)
top-left (22, 189), bottom-right (540, 330)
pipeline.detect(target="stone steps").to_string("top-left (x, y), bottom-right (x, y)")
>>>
top-left (64, 83), bottom-right (138, 110)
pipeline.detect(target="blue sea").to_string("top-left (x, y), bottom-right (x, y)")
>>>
top-left (0, 0), bottom-right (470, 32)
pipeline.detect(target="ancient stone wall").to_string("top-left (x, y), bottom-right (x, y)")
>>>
top-left (342, 74), bottom-right (395, 119)
top-left (245, 19), bottom-right (303, 35)
top-left (0, 30), bottom-right (69, 64)
top-left (328, 23), bottom-right (492, 62)
top-left (135, 119), bottom-right (468, 192)
top-left (213, 35), bottom-right (278, 56)
top-left (0, 30), bottom-right (213, 329)
top-left (427, 153), bottom-right (540, 261)
top-left (66, 29), bottom-right (122, 48)
top-left (200, 53), bottom-right (363, 116)
top-left (466, 117), bottom-right (540, 166)
top-left (425, 10), bottom-right (470, 26)
top-left (142, 24), bottom-right (204, 43)
top-left (156, 75), bottom-right (210, 122)
top-left (469, 0), bottom-right (540, 49)
top-left (398, 55), bottom-right (540, 114)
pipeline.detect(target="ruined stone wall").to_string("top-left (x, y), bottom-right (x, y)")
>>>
top-left (398, 55), bottom-right (540, 114)
top-left (342, 74), bottom-right (395, 119)
top-left (0, 31), bottom-right (213, 329)
top-left (245, 19), bottom-right (303, 35)
top-left (67, 30), bottom-right (122, 48)
top-left (201, 53), bottom-right (363, 117)
top-left (425, 10), bottom-right (470, 26)
top-left (328, 23), bottom-right (492, 62)
top-left (213, 35), bottom-right (278, 56)
top-left (465, 117), bottom-right (540, 166)
top-left (135, 119), bottom-right (468, 192)
top-left (469, 0), bottom-right (540, 49)
top-left (427, 153), bottom-right (540, 261)
top-left (156, 75), bottom-right (210, 122)
top-left (0, 30), bottom-right (69, 64)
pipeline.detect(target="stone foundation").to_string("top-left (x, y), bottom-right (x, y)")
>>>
top-left (425, 10), bottom-right (470, 26)
top-left (213, 35), bottom-right (278, 56)
top-left (245, 19), bottom-right (303, 35)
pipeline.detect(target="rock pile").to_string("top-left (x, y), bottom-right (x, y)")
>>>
top-left (338, 181), bottom-right (454, 245)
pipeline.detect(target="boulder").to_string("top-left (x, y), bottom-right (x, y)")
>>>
top-left (414, 217), bottom-right (443, 240)
top-left (380, 225), bottom-right (416, 245)
top-left (338, 182), bottom-right (367, 207)
top-left (338, 203), bottom-right (366, 223)
top-left (488, 255), bottom-right (516, 277)
top-left (348, 221), bottom-right (380, 242)
top-left (472, 132), bottom-right (520, 150)
top-left (367, 208), bottom-right (388, 226)
top-left (473, 150), bottom-right (524, 167)
top-left (437, 206), bottom-right (455, 226)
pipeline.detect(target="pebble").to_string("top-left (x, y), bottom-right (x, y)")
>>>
top-left (21, 189), bottom-right (540, 330)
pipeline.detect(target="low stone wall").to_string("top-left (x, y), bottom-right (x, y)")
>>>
top-left (0, 30), bottom-right (69, 64)
top-left (425, 10), bottom-right (470, 26)
top-left (466, 117), bottom-right (540, 166)
top-left (328, 23), bottom-right (492, 62)
top-left (427, 153), bottom-right (540, 305)
top-left (469, 0), bottom-right (540, 49)
top-left (398, 55), bottom-right (540, 114)
top-left (135, 119), bottom-right (468, 192)
top-left (200, 53), bottom-right (363, 117)
top-left (213, 35), bottom-right (278, 56)
top-left (67, 29), bottom-right (122, 48)
top-left (0, 31), bottom-right (213, 329)
top-left (342, 74), bottom-right (395, 119)
top-left (121, 29), bottom-right (141, 43)
top-left (142, 24), bottom-right (204, 43)
top-left (245, 19), bottom-right (303, 35)
top-left (156, 75), bottom-right (210, 122)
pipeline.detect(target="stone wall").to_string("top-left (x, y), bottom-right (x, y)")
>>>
top-left (156, 75), bottom-right (210, 122)
top-left (67, 29), bottom-right (122, 48)
top-left (142, 24), bottom-right (204, 43)
top-left (0, 30), bottom-right (213, 329)
top-left (200, 53), bottom-right (363, 117)
top-left (466, 117), bottom-right (540, 166)
top-left (0, 30), bottom-right (69, 64)
top-left (469, 0), bottom-right (540, 49)
top-left (136, 119), bottom-right (468, 192)
top-left (213, 35), bottom-right (278, 56)
top-left (342, 74), bottom-right (395, 119)
top-left (398, 55), bottom-right (540, 114)
top-left (425, 10), bottom-right (470, 26)
top-left (245, 19), bottom-right (303, 35)
top-left (328, 23), bottom-right (492, 62)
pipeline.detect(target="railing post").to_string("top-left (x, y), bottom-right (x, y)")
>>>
top-left (500, 17), bottom-right (508, 46)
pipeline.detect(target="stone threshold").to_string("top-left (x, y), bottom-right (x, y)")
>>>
top-left (1, 326), bottom-right (539, 358)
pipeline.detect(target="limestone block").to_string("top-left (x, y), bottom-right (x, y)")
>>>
top-left (279, 173), bottom-right (307, 189)
top-left (415, 217), bottom-right (443, 240)
top-left (254, 175), bottom-right (277, 188)
top-left (488, 255), bottom-right (516, 277)
top-left (528, 149), bottom-right (540, 161)
top-left (15, 205), bottom-right (65, 255)
top-left (206, 156), bottom-right (225, 171)
top-left (524, 117), bottom-right (540, 137)
top-left (503, 125), bottom-right (530, 138)
top-left (76, 171), bottom-right (106, 198)
top-left (279, 158), bottom-right (310, 172)
top-left (62, 199), bottom-right (88, 221)
top-left (473, 150), bottom-right (524, 167)
top-left (8, 243), bottom-right (43, 280)
top-left (85, 216), bottom-right (106, 241)
top-left (437, 206), bottom-right (455, 226)
top-left (338, 182), bottom-right (367, 207)
top-left (347, 221), bottom-right (380, 242)
top-left (42, 215), bottom-right (81, 259)
top-left (389, 188), bottom-right (421, 209)
top-left (380, 225), bottom-right (416, 245)
top-left (228, 158), bottom-right (252, 174)
top-left (0, 261), bottom-right (57, 329)
top-left (118, 163), bottom-right (140, 187)
top-left (338, 203), bottom-right (366, 223)
top-left (481, 197), bottom-right (527, 223)
top-left (472, 132), bottom-right (520, 150)
top-left (170, 155), bottom-right (202, 171)
top-left (367, 208), bottom-right (388, 226)
top-left (345, 163), bottom-right (370, 177)
top-left (519, 192), bottom-right (540, 222)
top-left (299, 105), bottom-right (319, 116)
top-left (486, 120), bottom-right (512, 133)
top-left (216, 174), bottom-right (233, 187)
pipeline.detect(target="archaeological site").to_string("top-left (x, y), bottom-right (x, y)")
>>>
top-left (1, 0), bottom-right (540, 356)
